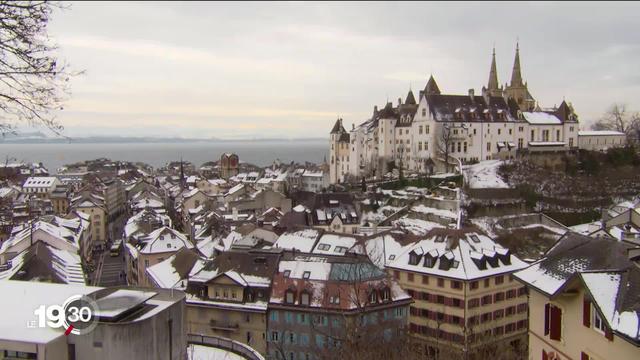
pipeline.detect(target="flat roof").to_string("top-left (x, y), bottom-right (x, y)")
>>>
top-left (0, 280), bottom-right (99, 344)
top-left (93, 289), bottom-right (157, 320)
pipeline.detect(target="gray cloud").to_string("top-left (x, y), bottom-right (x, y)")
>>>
top-left (38, 1), bottom-right (640, 137)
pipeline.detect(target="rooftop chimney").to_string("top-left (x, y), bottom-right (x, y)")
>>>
top-left (398, 98), bottom-right (402, 106)
top-left (468, 89), bottom-right (475, 101)
top-left (232, 207), bottom-right (238, 221)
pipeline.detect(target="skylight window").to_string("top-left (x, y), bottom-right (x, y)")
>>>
top-left (302, 271), bottom-right (310, 279)
top-left (283, 270), bottom-right (291, 278)
top-left (470, 235), bottom-right (480, 243)
top-left (317, 244), bottom-right (330, 251)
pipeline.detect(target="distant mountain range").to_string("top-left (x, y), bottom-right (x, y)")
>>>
top-left (0, 132), bottom-right (326, 144)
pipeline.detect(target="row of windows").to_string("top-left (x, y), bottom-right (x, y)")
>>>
top-left (407, 289), bottom-right (465, 308)
top-left (467, 303), bottom-right (528, 325)
top-left (468, 288), bottom-right (527, 308)
top-left (270, 332), bottom-right (340, 349)
top-left (410, 306), bottom-right (464, 326)
top-left (400, 272), bottom-right (515, 290)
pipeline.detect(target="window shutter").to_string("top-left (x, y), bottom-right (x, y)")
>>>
top-left (581, 352), bottom-right (589, 360)
top-left (605, 326), bottom-right (614, 341)
top-left (583, 298), bottom-right (590, 327)
top-left (550, 306), bottom-right (562, 341)
top-left (542, 350), bottom-right (548, 360)
top-left (544, 303), bottom-right (550, 335)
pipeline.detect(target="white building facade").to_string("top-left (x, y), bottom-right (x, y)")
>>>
top-left (330, 45), bottom-right (580, 183)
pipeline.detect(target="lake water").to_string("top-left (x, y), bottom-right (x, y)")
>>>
top-left (0, 140), bottom-right (329, 173)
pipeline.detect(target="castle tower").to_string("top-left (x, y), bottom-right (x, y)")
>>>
top-left (329, 118), bottom-right (349, 184)
top-left (504, 42), bottom-right (536, 111)
top-left (424, 75), bottom-right (441, 96)
top-left (485, 47), bottom-right (503, 97)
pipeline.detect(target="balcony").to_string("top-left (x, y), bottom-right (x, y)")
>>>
top-left (209, 319), bottom-right (239, 332)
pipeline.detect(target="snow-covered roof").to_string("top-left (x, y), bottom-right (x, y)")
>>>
top-left (522, 112), bottom-right (562, 125)
top-left (529, 141), bottom-right (566, 146)
top-left (22, 177), bottom-right (57, 188)
top-left (393, 217), bottom-right (445, 236)
top-left (581, 270), bottom-right (640, 343)
top-left (387, 231), bottom-right (527, 280)
top-left (139, 227), bottom-right (193, 254)
top-left (146, 248), bottom-right (199, 289)
top-left (312, 233), bottom-right (358, 256)
top-left (411, 204), bottom-right (457, 219)
top-left (0, 220), bottom-right (81, 254)
top-left (273, 229), bottom-right (321, 253)
top-left (578, 130), bottom-right (626, 136)
top-left (514, 232), bottom-right (636, 297)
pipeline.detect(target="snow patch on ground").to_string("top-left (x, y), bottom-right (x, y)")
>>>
top-left (463, 160), bottom-right (510, 189)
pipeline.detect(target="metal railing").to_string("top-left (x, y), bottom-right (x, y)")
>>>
top-left (187, 333), bottom-right (265, 360)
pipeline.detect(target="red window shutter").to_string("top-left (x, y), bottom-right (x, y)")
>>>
top-left (544, 303), bottom-right (550, 335)
top-left (583, 298), bottom-right (591, 327)
top-left (550, 306), bottom-right (562, 341)
top-left (605, 326), bottom-right (614, 341)
top-left (581, 352), bottom-right (589, 360)
top-left (542, 350), bottom-right (548, 360)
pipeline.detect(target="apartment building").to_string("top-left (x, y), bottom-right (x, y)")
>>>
top-left (267, 251), bottom-right (412, 360)
top-left (21, 177), bottom-right (61, 198)
top-left (185, 249), bottom-right (282, 356)
top-left (384, 229), bottom-right (529, 358)
top-left (515, 232), bottom-right (640, 360)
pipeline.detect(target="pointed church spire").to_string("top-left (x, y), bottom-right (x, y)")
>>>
top-left (510, 42), bottom-right (523, 87)
top-left (487, 46), bottom-right (500, 94)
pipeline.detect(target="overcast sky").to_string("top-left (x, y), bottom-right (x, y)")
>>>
top-left (43, 1), bottom-right (640, 139)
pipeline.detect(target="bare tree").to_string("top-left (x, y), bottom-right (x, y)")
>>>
top-left (437, 123), bottom-right (454, 173)
top-left (592, 103), bottom-right (640, 143)
top-left (0, 1), bottom-right (79, 135)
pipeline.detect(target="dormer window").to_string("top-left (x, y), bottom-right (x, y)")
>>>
top-left (424, 256), bottom-right (436, 268)
top-left (285, 290), bottom-right (295, 304)
top-left (381, 288), bottom-right (391, 302)
top-left (300, 291), bottom-right (310, 306)
top-left (409, 252), bottom-right (421, 265)
top-left (334, 246), bottom-right (348, 254)
top-left (369, 291), bottom-right (378, 304)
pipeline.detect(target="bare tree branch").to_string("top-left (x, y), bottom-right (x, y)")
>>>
top-left (0, 1), bottom-right (80, 137)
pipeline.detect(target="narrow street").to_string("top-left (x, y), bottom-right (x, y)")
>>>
top-left (94, 250), bottom-right (127, 287)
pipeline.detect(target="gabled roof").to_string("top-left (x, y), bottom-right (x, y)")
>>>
top-left (580, 268), bottom-right (640, 344)
top-left (146, 247), bottom-right (200, 289)
top-left (1, 242), bottom-right (86, 284)
top-left (514, 232), bottom-right (637, 297)
top-left (189, 250), bottom-right (280, 287)
top-left (139, 227), bottom-right (192, 254)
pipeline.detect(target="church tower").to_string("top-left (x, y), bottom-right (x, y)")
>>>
top-left (504, 42), bottom-right (536, 111)
top-left (483, 47), bottom-right (503, 98)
